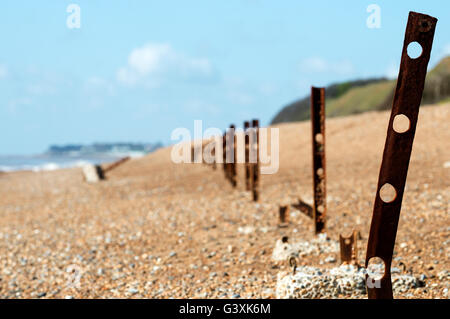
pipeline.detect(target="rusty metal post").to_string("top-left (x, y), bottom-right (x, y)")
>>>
top-left (365, 12), bottom-right (437, 299)
top-left (251, 119), bottom-right (260, 201)
top-left (211, 138), bottom-right (216, 170)
top-left (293, 198), bottom-right (313, 218)
top-left (244, 121), bottom-right (251, 191)
top-left (223, 132), bottom-right (227, 179)
top-left (311, 87), bottom-right (326, 234)
top-left (278, 205), bottom-right (289, 228)
top-left (230, 125), bottom-right (237, 187)
top-left (226, 127), bottom-right (231, 182)
top-left (340, 230), bottom-right (358, 265)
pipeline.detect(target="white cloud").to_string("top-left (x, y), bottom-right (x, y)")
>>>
top-left (7, 97), bottom-right (33, 114)
top-left (116, 67), bottom-right (138, 86)
top-left (0, 65), bottom-right (7, 79)
top-left (300, 57), bottom-right (328, 72)
top-left (299, 57), bottom-right (355, 75)
top-left (117, 43), bottom-right (215, 87)
top-left (84, 76), bottom-right (115, 95)
top-left (27, 84), bottom-right (57, 96)
top-left (128, 43), bottom-right (173, 75)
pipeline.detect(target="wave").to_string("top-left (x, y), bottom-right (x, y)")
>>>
top-left (0, 150), bottom-right (147, 173)
top-left (0, 160), bottom-right (94, 173)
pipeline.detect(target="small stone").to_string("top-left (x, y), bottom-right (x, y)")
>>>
top-left (207, 251), bottom-right (216, 258)
top-left (325, 256), bottom-right (336, 263)
top-left (128, 288), bottom-right (139, 295)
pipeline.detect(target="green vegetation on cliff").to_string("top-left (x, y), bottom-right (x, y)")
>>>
top-left (271, 56), bottom-right (450, 124)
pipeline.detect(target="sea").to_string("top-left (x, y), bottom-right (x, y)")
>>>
top-left (0, 152), bottom-right (145, 173)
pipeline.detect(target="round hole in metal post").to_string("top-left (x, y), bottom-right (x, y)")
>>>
top-left (379, 183), bottom-right (397, 203)
top-left (317, 168), bottom-right (324, 177)
top-left (393, 114), bottom-right (411, 133)
top-left (315, 133), bottom-right (323, 144)
top-left (407, 41), bottom-right (423, 59)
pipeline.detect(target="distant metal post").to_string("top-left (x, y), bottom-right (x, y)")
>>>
top-left (229, 125), bottom-right (237, 187)
top-left (251, 119), bottom-right (260, 201)
top-left (365, 12), bottom-right (437, 299)
top-left (311, 87), bottom-right (326, 234)
top-left (278, 205), bottom-right (289, 228)
top-left (212, 138), bottom-right (216, 170)
top-left (340, 230), bottom-right (359, 265)
top-left (244, 121), bottom-right (251, 191)
top-left (223, 132), bottom-right (227, 179)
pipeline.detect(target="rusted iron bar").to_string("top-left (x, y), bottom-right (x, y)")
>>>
top-left (288, 255), bottom-right (297, 275)
top-left (211, 137), bottom-right (217, 170)
top-left (310, 87), bottom-right (326, 234)
top-left (229, 125), bottom-right (237, 187)
top-left (365, 11), bottom-right (437, 299)
top-left (103, 156), bottom-right (130, 173)
top-left (340, 230), bottom-right (359, 266)
top-left (223, 132), bottom-right (228, 178)
top-left (244, 121), bottom-right (251, 191)
top-left (278, 205), bottom-right (289, 228)
top-left (226, 127), bottom-right (231, 182)
top-left (251, 119), bottom-right (260, 201)
top-left (83, 156), bottom-right (130, 183)
top-left (292, 198), bottom-right (313, 218)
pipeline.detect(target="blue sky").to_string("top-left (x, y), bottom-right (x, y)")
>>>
top-left (0, 1), bottom-right (449, 155)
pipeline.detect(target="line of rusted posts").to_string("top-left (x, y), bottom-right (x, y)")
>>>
top-left (217, 120), bottom-right (259, 198)
top-left (218, 119), bottom-right (260, 200)
top-left (365, 11), bottom-right (437, 299)
top-left (310, 87), bottom-right (326, 234)
top-left (187, 10), bottom-right (436, 302)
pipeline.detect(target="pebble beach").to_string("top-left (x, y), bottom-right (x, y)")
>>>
top-left (0, 103), bottom-right (448, 299)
